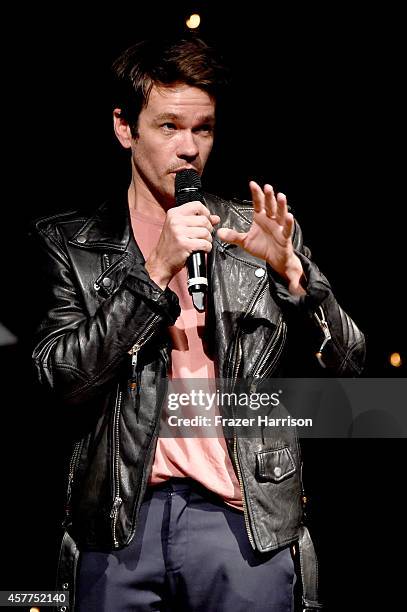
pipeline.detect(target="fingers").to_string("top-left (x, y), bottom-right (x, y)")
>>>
top-left (275, 192), bottom-right (288, 226)
top-left (250, 181), bottom-right (290, 227)
top-left (168, 203), bottom-right (219, 234)
top-left (169, 208), bottom-right (215, 252)
top-left (216, 227), bottom-right (247, 246)
top-left (264, 184), bottom-right (278, 219)
top-left (186, 214), bottom-right (220, 227)
top-left (182, 215), bottom-right (216, 233)
top-left (249, 181), bottom-right (264, 213)
top-left (250, 181), bottom-right (280, 219)
top-left (209, 214), bottom-right (221, 226)
top-left (274, 192), bottom-right (293, 239)
top-left (282, 212), bottom-right (294, 239)
top-left (174, 201), bottom-right (211, 217)
top-left (151, 202), bottom-right (218, 282)
top-left (171, 201), bottom-right (220, 228)
top-left (187, 226), bottom-right (213, 241)
top-left (188, 238), bottom-right (213, 253)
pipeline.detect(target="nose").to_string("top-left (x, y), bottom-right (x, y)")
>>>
top-left (177, 130), bottom-right (199, 162)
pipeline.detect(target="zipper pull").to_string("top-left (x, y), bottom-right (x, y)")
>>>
top-left (250, 374), bottom-right (260, 394)
top-left (110, 496), bottom-right (123, 519)
top-left (129, 344), bottom-right (141, 391)
top-left (314, 306), bottom-right (332, 367)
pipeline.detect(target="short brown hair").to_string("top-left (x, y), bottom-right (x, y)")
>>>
top-left (112, 34), bottom-right (229, 134)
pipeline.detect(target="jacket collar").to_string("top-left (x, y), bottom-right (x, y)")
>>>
top-left (67, 190), bottom-right (252, 253)
top-left (68, 190), bottom-right (130, 252)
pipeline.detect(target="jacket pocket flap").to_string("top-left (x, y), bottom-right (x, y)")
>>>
top-left (256, 447), bottom-right (296, 482)
top-left (94, 253), bottom-right (130, 296)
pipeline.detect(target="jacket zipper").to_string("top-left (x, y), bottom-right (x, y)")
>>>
top-left (110, 385), bottom-right (123, 548)
top-left (227, 332), bottom-right (242, 392)
top-left (313, 305), bottom-right (332, 368)
top-left (228, 279), bottom-right (268, 550)
top-left (233, 433), bottom-right (256, 548)
top-left (129, 314), bottom-right (161, 388)
top-left (103, 253), bottom-right (111, 270)
top-left (94, 254), bottom-right (112, 292)
top-left (225, 283), bottom-right (267, 385)
top-left (110, 314), bottom-right (162, 547)
top-left (248, 316), bottom-right (287, 392)
top-left (63, 440), bottom-right (83, 527)
top-left (127, 347), bottom-right (169, 543)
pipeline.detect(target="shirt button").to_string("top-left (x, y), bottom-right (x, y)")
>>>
top-left (255, 267), bottom-right (265, 278)
top-left (102, 277), bottom-right (112, 287)
top-left (274, 466), bottom-right (282, 478)
top-left (76, 234), bottom-right (86, 244)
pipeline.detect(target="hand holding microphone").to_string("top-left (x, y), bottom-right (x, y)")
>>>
top-left (145, 170), bottom-right (219, 311)
top-left (175, 170), bottom-right (211, 312)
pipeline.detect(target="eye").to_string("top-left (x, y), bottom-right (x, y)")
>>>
top-left (193, 124), bottom-right (214, 135)
top-left (161, 122), bottom-right (176, 132)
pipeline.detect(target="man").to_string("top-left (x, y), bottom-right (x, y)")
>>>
top-left (31, 35), bottom-right (365, 611)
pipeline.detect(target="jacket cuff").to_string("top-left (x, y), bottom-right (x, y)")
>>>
top-left (125, 261), bottom-right (180, 325)
top-left (267, 251), bottom-right (331, 316)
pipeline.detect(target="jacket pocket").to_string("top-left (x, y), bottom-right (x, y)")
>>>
top-left (256, 446), bottom-right (296, 483)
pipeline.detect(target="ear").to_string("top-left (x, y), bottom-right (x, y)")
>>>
top-left (113, 108), bottom-right (134, 149)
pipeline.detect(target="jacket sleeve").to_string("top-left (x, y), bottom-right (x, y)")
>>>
top-left (30, 221), bottom-right (180, 405)
top-left (266, 220), bottom-right (366, 375)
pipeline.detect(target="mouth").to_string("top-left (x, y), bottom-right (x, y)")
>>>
top-left (170, 166), bottom-right (199, 175)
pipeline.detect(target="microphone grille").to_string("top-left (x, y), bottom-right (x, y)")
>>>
top-left (175, 169), bottom-right (202, 193)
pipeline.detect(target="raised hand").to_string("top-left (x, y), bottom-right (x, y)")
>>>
top-left (216, 181), bottom-right (306, 295)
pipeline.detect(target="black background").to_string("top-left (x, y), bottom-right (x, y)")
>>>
top-left (0, 2), bottom-right (405, 610)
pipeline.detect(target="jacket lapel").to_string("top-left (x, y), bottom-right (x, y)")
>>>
top-left (68, 192), bottom-right (131, 252)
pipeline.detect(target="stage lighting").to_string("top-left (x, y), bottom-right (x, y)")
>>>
top-left (389, 352), bottom-right (402, 367)
top-left (186, 13), bottom-right (201, 29)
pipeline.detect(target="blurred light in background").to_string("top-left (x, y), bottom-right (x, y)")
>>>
top-left (389, 352), bottom-right (402, 367)
top-left (186, 13), bottom-right (201, 29)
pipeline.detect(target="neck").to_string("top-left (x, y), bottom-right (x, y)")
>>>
top-left (127, 163), bottom-right (173, 222)
top-left (127, 182), bottom-right (165, 221)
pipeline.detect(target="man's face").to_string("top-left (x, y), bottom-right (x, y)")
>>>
top-left (130, 84), bottom-right (216, 206)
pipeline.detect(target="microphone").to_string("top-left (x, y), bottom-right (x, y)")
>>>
top-left (175, 169), bottom-right (208, 312)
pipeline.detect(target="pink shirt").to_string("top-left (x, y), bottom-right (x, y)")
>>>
top-left (131, 210), bottom-right (243, 510)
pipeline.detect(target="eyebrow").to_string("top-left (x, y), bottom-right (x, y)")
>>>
top-left (154, 112), bottom-right (216, 124)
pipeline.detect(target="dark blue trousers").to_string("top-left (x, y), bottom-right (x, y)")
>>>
top-left (77, 478), bottom-right (295, 611)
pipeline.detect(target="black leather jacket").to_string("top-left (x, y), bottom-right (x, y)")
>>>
top-left (32, 191), bottom-right (365, 558)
